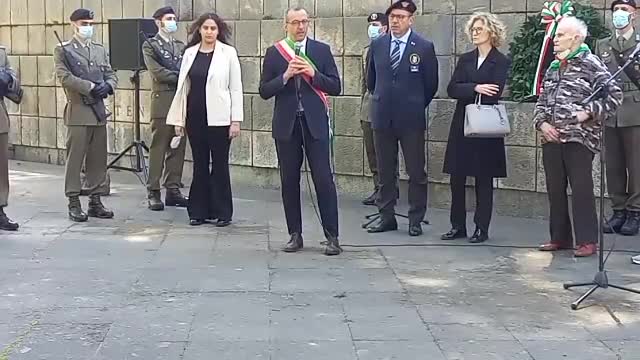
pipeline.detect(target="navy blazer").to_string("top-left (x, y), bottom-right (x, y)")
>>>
top-left (259, 39), bottom-right (341, 141)
top-left (367, 31), bottom-right (438, 131)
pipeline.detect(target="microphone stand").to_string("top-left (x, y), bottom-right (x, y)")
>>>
top-left (562, 51), bottom-right (640, 310)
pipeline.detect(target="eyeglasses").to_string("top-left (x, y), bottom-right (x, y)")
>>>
top-left (471, 27), bottom-right (486, 34)
top-left (287, 20), bottom-right (310, 26)
top-left (389, 14), bottom-right (410, 21)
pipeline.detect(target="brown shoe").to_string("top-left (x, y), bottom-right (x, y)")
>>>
top-left (574, 243), bottom-right (597, 257)
top-left (538, 242), bottom-right (570, 252)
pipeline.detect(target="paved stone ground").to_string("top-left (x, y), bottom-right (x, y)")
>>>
top-left (1, 161), bottom-right (640, 360)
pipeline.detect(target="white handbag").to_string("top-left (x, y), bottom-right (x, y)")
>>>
top-left (464, 94), bottom-right (510, 138)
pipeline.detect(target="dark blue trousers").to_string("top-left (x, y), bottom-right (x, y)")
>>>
top-left (275, 115), bottom-right (339, 238)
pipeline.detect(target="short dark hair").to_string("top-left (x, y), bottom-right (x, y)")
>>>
top-left (187, 12), bottom-right (231, 49)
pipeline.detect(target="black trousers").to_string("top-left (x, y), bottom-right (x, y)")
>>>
top-left (374, 129), bottom-right (428, 224)
top-left (275, 115), bottom-right (339, 238)
top-left (186, 123), bottom-right (232, 221)
top-left (542, 143), bottom-right (597, 246)
top-left (450, 175), bottom-right (493, 233)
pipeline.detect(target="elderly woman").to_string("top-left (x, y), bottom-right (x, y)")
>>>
top-left (441, 12), bottom-right (511, 243)
top-left (536, 17), bottom-right (622, 257)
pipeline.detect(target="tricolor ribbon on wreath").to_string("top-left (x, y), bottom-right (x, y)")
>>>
top-left (532, 1), bottom-right (575, 96)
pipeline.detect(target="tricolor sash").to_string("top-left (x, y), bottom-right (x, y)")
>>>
top-left (274, 38), bottom-right (330, 110)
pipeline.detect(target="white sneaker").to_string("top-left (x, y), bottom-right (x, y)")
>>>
top-left (632, 255), bottom-right (640, 265)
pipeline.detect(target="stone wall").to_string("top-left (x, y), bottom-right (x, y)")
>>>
top-left (1, 0), bottom-right (612, 218)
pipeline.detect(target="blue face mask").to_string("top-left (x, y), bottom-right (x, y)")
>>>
top-left (164, 20), bottom-right (178, 33)
top-left (613, 9), bottom-right (632, 29)
top-left (368, 25), bottom-right (383, 40)
top-left (77, 25), bottom-right (94, 40)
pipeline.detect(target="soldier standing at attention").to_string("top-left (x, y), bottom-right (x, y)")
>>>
top-left (143, 6), bottom-right (188, 211)
top-left (54, 8), bottom-right (118, 222)
top-left (595, 0), bottom-right (640, 236)
top-left (0, 44), bottom-right (22, 230)
top-left (360, 12), bottom-right (388, 206)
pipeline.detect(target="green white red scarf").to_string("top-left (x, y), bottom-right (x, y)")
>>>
top-left (274, 38), bottom-right (329, 110)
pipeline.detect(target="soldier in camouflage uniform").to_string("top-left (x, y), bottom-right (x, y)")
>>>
top-left (535, 17), bottom-right (623, 257)
top-left (54, 8), bottom-right (118, 222)
top-left (0, 45), bottom-right (22, 231)
top-left (143, 6), bottom-right (188, 211)
top-left (595, 0), bottom-right (640, 236)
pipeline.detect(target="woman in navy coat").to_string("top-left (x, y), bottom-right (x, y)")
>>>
top-left (441, 12), bottom-right (511, 243)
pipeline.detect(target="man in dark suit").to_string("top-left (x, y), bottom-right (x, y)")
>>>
top-left (366, 0), bottom-right (439, 236)
top-left (259, 6), bottom-right (342, 256)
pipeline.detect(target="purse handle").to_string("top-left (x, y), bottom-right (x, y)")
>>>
top-left (475, 93), bottom-right (482, 105)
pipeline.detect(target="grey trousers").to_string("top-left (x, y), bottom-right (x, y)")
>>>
top-left (0, 133), bottom-right (9, 207)
top-left (64, 125), bottom-right (107, 198)
top-left (604, 126), bottom-right (640, 212)
top-left (542, 142), bottom-right (597, 246)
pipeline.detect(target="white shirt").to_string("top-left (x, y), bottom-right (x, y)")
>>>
top-left (477, 56), bottom-right (486, 69)
top-left (389, 29), bottom-right (412, 61)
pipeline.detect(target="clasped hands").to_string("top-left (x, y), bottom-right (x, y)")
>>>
top-left (539, 111), bottom-right (590, 143)
top-left (283, 56), bottom-right (315, 82)
top-left (90, 82), bottom-right (112, 99)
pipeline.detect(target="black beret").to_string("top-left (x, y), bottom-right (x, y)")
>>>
top-left (385, 0), bottom-right (417, 15)
top-left (153, 6), bottom-right (176, 19)
top-left (367, 12), bottom-right (388, 25)
top-left (70, 8), bottom-right (94, 21)
top-left (611, 0), bottom-right (637, 10)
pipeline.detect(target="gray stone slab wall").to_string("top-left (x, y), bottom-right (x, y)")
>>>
top-left (0, 0), bottom-right (610, 218)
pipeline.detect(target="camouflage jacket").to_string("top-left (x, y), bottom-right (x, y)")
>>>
top-left (533, 51), bottom-right (623, 153)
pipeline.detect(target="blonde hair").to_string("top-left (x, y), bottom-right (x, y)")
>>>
top-left (465, 12), bottom-right (507, 48)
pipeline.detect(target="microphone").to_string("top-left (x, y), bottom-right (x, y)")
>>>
top-left (293, 42), bottom-right (303, 98)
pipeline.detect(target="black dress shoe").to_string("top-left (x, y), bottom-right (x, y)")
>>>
top-left (604, 210), bottom-right (626, 234)
top-left (0, 208), bottom-right (18, 231)
top-left (283, 233), bottom-right (303, 253)
top-left (440, 228), bottom-right (467, 240)
top-left (362, 190), bottom-right (378, 206)
top-left (324, 236), bottom-right (342, 256)
top-left (469, 228), bottom-right (488, 243)
top-left (215, 219), bottom-right (231, 227)
top-left (408, 224), bottom-right (423, 236)
top-left (190, 219), bottom-right (205, 226)
top-left (367, 219), bottom-right (398, 233)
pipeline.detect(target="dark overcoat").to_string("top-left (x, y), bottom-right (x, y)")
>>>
top-left (443, 47), bottom-right (510, 178)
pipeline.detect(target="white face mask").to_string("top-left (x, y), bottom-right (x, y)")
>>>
top-left (163, 20), bottom-right (178, 33)
top-left (77, 25), bottom-right (94, 40)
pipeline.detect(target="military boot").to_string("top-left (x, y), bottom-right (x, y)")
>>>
top-left (68, 196), bottom-right (88, 222)
top-left (0, 207), bottom-right (19, 231)
top-left (87, 195), bottom-right (114, 219)
top-left (165, 188), bottom-right (188, 207)
top-left (620, 211), bottom-right (640, 236)
top-left (604, 210), bottom-right (627, 234)
top-left (147, 190), bottom-right (164, 211)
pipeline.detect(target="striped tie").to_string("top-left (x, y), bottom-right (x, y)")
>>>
top-left (391, 40), bottom-right (402, 72)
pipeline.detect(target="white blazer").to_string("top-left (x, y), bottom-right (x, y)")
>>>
top-left (166, 41), bottom-right (243, 127)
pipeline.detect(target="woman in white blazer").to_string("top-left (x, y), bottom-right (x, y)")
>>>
top-left (166, 13), bottom-right (243, 226)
